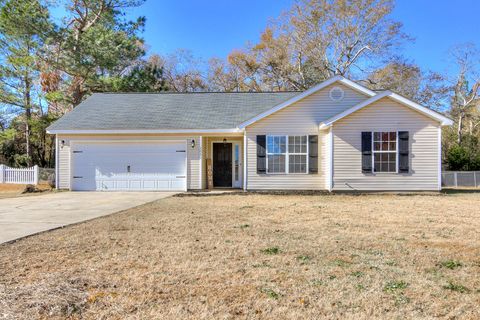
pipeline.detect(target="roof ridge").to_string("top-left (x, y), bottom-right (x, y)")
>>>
top-left (94, 91), bottom-right (302, 95)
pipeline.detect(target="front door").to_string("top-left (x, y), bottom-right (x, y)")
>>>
top-left (213, 143), bottom-right (232, 187)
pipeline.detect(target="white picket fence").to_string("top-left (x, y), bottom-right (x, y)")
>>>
top-left (0, 164), bottom-right (39, 185)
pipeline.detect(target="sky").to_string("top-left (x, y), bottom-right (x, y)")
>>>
top-left (120, 0), bottom-right (480, 76)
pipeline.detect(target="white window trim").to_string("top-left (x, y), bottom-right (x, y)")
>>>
top-left (266, 135), bottom-right (309, 174)
top-left (371, 131), bottom-right (399, 174)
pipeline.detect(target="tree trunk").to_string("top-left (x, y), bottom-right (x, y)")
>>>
top-left (24, 75), bottom-right (32, 166)
top-left (70, 76), bottom-right (86, 108)
top-left (50, 135), bottom-right (56, 168)
top-left (457, 113), bottom-right (464, 145)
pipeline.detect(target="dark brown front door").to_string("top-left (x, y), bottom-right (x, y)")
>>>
top-left (213, 143), bottom-right (232, 187)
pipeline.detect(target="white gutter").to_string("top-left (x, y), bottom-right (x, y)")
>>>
top-left (47, 128), bottom-right (244, 135)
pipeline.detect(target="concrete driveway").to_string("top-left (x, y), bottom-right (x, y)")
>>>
top-left (0, 192), bottom-right (175, 244)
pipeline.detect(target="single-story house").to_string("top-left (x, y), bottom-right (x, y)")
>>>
top-left (47, 75), bottom-right (453, 192)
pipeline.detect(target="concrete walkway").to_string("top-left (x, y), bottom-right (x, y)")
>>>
top-left (0, 192), bottom-right (175, 244)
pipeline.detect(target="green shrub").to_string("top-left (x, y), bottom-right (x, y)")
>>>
top-left (445, 135), bottom-right (480, 171)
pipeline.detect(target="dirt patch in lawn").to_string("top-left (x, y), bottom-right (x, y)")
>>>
top-left (0, 183), bottom-right (51, 199)
top-left (1, 193), bottom-right (480, 319)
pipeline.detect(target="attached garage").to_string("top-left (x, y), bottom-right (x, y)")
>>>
top-left (70, 140), bottom-right (187, 191)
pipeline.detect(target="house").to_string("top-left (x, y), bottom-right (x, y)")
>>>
top-left (47, 75), bottom-right (453, 192)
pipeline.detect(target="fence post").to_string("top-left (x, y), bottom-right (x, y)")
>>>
top-left (0, 164), bottom-right (4, 183)
top-left (454, 172), bottom-right (458, 187)
top-left (33, 165), bottom-right (39, 185)
top-left (475, 171), bottom-right (478, 188)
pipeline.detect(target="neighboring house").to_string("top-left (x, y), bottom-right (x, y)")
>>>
top-left (47, 76), bottom-right (453, 192)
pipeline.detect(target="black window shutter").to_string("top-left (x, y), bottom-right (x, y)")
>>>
top-left (398, 131), bottom-right (409, 173)
top-left (308, 135), bottom-right (318, 174)
top-left (361, 132), bottom-right (372, 173)
top-left (257, 135), bottom-right (266, 174)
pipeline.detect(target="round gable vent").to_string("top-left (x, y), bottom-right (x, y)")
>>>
top-left (329, 86), bottom-right (344, 102)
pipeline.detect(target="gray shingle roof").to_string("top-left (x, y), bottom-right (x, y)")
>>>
top-left (47, 92), bottom-right (300, 131)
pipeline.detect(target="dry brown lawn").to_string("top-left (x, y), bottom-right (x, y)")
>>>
top-left (1, 192), bottom-right (479, 319)
top-left (0, 183), bottom-right (51, 199)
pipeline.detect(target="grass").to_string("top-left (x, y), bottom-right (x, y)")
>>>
top-left (261, 247), bottom-right (281, 255)
top-left (384, 280), bottom-right (409, 293)
top-left (350, 271), bottom-right (364, 278)
top-left (296, 255), bottom-right (311, 263)
top-left (1, 192), bottom-right (480, 319)
top-left (438, 259), bottom-right (463, 270)
top-left (443, 281), bottom-right (470, 293)
top-left (260, 288), bottom-right (281, 300)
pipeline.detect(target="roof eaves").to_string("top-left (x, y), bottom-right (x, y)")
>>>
top-left (46, 128), bottom-right (244, 135)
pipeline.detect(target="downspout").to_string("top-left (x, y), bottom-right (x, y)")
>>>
top-left (438, 126), bottom-right (442, 191)
top-left (199, 136), bottom-right (203, 189)
top-left (243, 130), bottom-right (247, 191)
top-left (328, 126), bottom-right (334, 192)
top-left (55, 135), bottom-right (59, 189)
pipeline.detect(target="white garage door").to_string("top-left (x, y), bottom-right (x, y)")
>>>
top-left (71, 141), bottom-right (187, 191)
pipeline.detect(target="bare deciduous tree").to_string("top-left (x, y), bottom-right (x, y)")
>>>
top-left (159, 49), bottom-right (207, 92)
top-left (366, 58), bottom-right (449, 110)
top-left (212, 0), bottom-right (410, 91)
top-left (448, 43), bottom-right (480, 144)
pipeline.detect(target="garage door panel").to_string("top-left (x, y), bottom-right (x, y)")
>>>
top-left (75, 156), bottom-right (186, 173)
top-left (72, 141), bottom-right (187, 191)
top-left (78, 143), bottom-right (183, 154)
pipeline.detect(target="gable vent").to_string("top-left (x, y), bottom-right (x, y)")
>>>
top-left (329, 86), bottom-right (344, 102)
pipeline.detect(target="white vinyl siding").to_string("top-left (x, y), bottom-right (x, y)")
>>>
top-left (333, 97), bottom-right (440, 191)
top-left (201, 136), bottom-right (207, 189)
top-left (319, 130), bottom-right (330, 189)
top-left (58, 143), bottom-right (70, 189)
top-left (246, 83), bottom-right (369, 190)
top-left (57, 135), bottom-right (203, 190)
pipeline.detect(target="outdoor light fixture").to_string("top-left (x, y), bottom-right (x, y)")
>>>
top-left (223, 138), bottom-right (227, 146)
top-left (191, 139), bottom-right (195, 149)
top-left (60, 140), bottom-right (65, 148)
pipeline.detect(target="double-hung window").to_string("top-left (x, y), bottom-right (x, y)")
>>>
top-left (373, 132), bottom-right (397, 173)
top-left (267, 136), bottom-right (286, 173)
top-left (267, 135), bottom-right (308, 174)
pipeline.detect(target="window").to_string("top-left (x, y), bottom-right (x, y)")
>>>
top-left (234, 144), bottom-right (239, 181)
top-left (288, 136), bottom-right (307, 173)
top-left (329, 86), bottom-right (344, 101)
top-left (267, 136), bottom-right (286, 173)
top-left (267, 135), bottom-right (307, 173)
top-left (373, 132), bottom-right (397, 172)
